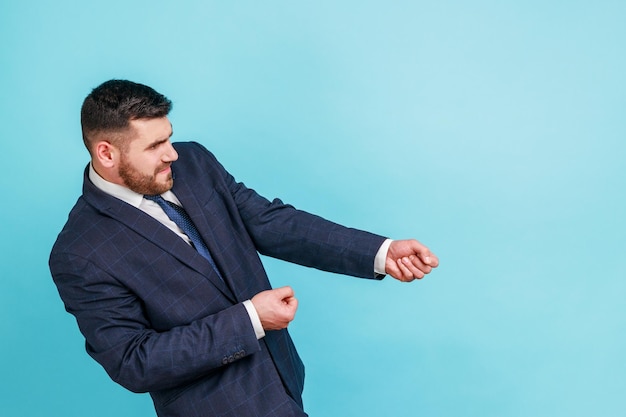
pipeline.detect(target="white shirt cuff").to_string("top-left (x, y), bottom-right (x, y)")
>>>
top-left (374, 239), bottom-right (393, 275)
top-left (243, 300), bottom-right (265, 340)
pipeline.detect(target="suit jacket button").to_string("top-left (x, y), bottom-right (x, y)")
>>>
top-left (228, 355), bottom-right (234, 363)
top-left (222, 357), bottom-right (229, 365)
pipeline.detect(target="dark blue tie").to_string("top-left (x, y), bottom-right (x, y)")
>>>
top-left (145, 194), bottom-right (223, 280)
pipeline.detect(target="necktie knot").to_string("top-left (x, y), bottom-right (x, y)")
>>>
top-left (144, 194), bottom-right (164, 203)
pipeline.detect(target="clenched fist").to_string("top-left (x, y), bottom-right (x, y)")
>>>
top-left (386, 239), bottom-right (439, 282)
top-left (251, 286), bottom-right (298, 331)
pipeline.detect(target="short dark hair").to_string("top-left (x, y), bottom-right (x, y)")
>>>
top-left (81, 79), bottom-right (172, 152)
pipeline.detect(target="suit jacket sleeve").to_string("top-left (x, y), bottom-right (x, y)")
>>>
top-left (50, 248), bottom-right (262, 393)
top-left (186, 142), bottom-right (387, 279)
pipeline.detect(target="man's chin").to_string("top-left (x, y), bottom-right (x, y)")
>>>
top-left (127, 179), bottom-right (174, 196)
top-left (152, 179), bottom-right (174, 195)
top-left (151, 173), bottom-right (174, 193)
top-left (163, 178), bottom-right (174, 192)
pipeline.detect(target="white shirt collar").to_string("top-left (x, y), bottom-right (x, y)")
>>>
top-left (88, 163), bottom-right (145, 208)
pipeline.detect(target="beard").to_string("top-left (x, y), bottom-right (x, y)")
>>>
top-left (118, 154), bottom-right (174, 196)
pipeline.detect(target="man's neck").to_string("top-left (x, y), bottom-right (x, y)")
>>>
top-left (88, 163), bottom-right (144, 208)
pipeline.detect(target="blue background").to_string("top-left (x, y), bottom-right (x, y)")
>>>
top-left (1, 1), bottom-right (625, 416)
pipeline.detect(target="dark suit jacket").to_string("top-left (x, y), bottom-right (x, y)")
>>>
top-left (49, 142), bottom-right (386, 417)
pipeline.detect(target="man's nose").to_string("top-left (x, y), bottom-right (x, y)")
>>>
top-left (163, 141), bottom-right (178, 162)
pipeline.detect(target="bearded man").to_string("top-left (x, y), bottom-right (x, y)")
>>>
top-left (49, 79), bottom-right (439, 417)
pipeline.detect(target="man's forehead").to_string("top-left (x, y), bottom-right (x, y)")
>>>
top-left (128, 117), bottom-right (172, 140)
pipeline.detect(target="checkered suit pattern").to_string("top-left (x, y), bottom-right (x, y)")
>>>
top-left (49, 142), bottom-right (386, 417)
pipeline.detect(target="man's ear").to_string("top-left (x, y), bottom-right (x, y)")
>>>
top-left (94, 141), bottom-right (118, 168)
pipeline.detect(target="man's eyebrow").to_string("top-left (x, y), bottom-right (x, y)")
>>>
top-left (145, 128), bottom-right (173, 150)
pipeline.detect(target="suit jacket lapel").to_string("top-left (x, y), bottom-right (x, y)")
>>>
top-left (82, 172), bottom-right (236, 302)
top-left (171, 176), bottom-right (242, 298)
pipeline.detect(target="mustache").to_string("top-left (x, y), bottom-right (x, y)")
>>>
top-left (155, 163), bottom-right (175, 180)
top-left (155, 163), bottom-right (172, 174)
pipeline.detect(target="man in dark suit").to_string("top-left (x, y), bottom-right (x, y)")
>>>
top-left (49, 79), bottom-right (438, 417)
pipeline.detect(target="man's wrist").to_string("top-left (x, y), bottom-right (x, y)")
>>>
top-left (243, 300), bottom-right (266, 340)
top-left (374, 238), bottom-right (393, 275)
